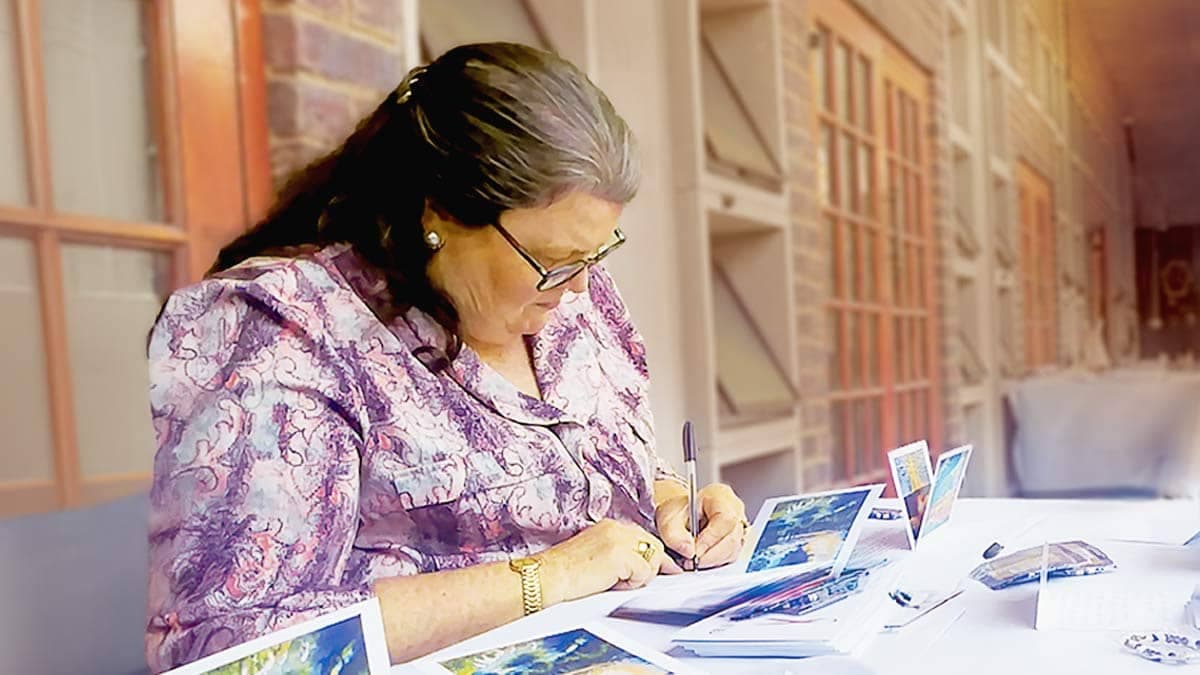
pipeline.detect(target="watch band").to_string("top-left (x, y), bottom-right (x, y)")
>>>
top-left (509, 557), bottom-right (544, 615)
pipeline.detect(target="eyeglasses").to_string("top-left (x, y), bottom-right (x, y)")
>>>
top-left (491, 222), bottom-right (626, 291)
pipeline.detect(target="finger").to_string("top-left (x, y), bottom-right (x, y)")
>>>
top-left (695, 511), bottom-right (739, 558)
top-left (658, 551), bottom-right (684, 575)
top-left (621, 548), bottom-right (659, 589)
top-left (696, 525), bottom-right (744, 569)
top-left (655, 499), bottom-right (694, 554)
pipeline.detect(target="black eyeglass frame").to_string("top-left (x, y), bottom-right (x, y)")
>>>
top-left (491, 223), bottom-right (626, 291)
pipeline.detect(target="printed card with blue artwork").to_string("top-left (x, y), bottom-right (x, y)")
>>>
top-left (738, 484), bottom-right (885, 577)
top-left (415, 622), bottom-right (704, 675)
top-left (917, 444), bottom-right (973, 542)
top-left (163, 599), bottom-right (391, 675)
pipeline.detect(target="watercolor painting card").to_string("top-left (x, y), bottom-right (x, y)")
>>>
top-left (887, 440), bottom-right (935, 549)
top-left (415, 622), bottom-right (704, 675)
top-left (164, 599), bottom-right (391, 675)
top-left (739, 484), bottom-right (885, 576)
top-left (917, 444), bottom-right (973, 541)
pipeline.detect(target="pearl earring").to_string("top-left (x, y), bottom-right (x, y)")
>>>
top-left (424, 230), bottom-right (444, 251)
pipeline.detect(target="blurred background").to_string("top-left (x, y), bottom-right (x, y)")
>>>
top-left (2, 0), bottom-right (1200, 532)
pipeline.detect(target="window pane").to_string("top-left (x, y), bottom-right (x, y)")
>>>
top-left (41, 0), bottom-right (163, 221)
top-left (0, 236), bottom-right (56, 483)
top-left (853, 399), bottom-right (868, 475)
top-left (915, 319), bottom-right (926, 377)
top-left (859, 143), bottom-right (875, 218)
top-left (847, 311), bottom-right (860, 388)
top-left (845, 222), bottom-right (860, 300)
top-left (828, 214), bottom-right (840, 294)
top-left (820, 124), bottom-right (835, 206)
top-left (831, 400), bottom-right (846, 479)
top-left (863, 228), bottom-right (877, 300)
top-left (857, 55), bottom-right (872, 132)
top-left (840, 131), bottom-right (854, 211)
top-left (866, 313), bottom-right (879, 385)
top-left (61, 243), bottom-right (170, 478)
top-left (0, 3), bottom-right (29, 206)
top-left (830, 310), bottom-right (844, 387)
top-left (867, 397), bottom-right (882, 473)
top-left (815, 27), bottom-right (830, 112)
top-left (836, 41), bottom-right (851, 122)
top-left (891, 232), bottom-right (903, 306)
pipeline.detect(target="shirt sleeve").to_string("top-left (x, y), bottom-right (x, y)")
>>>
top-left (586, 266), bottom-right (685, 485)
top-left (145, 278), bottom-right (370, 673)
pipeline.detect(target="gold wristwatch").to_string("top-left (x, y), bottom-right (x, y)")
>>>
top-left (509, 557), bottom-right (544, 615)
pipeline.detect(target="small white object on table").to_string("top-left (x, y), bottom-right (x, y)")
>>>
top-left (398, 498), bottom-right (1200, 675)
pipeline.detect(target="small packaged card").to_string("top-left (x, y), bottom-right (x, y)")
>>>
top-left (969, 540), bottom-right (1115, 590)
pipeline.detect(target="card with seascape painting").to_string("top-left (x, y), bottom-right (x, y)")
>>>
top-left (737, 484), bottom-right (884, 576)
top-left (916, 444), bottom-right (973, 542)
top-left (163, 599), bottom-right (391, 675)
top-left (413, 622), bottom-right (704, 675)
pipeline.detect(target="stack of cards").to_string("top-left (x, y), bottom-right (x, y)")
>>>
top-left (969, 540), bottom-right (1115, 590)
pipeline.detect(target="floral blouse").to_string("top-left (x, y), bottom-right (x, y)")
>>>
top-left (145, 244), bottom-right (678, 671)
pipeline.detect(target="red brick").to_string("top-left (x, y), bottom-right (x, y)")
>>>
top-left (296, 16), bottom-right (403, 92)
top-left (266, 79), bottom-right (299, 137)
top-left (262, 12), bottom-right (299, 70)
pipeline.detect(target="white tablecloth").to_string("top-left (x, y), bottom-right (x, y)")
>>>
top-left (399, 498), bottom-right (1200, 675)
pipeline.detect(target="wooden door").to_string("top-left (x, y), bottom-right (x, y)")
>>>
top-left (1016, 161), bottom-right (1056, 369)
top-left (0, 0), bottom-right (269, 517)
top-left (812, 0), bottom-right (942, 484)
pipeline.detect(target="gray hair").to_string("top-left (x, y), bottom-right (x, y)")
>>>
top-left (400, 42), bottom-right (640, 224)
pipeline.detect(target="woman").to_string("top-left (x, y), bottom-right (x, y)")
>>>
top-left (146, 42), bottom-right (747, 671)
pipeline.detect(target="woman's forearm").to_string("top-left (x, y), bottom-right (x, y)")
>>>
top-left (371, 554), bottom-right (569, 664)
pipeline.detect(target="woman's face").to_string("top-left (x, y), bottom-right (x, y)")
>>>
top-left (426, 191), bottom-right (623, 348)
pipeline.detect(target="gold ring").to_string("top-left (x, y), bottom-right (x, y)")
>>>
top-left (635, 540), bottom-right (655, 562)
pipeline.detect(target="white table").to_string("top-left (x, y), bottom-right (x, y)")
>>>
top-left (398, 498), bottom-right (1200, 674)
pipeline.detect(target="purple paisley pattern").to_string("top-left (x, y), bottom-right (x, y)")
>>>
top-left (145, 244), bottom-right (678, 672)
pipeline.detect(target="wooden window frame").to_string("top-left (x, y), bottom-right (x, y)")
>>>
top-left (0, 0), bottom-right (269, 516)
top-left (1016, 161), bottom-right (1057, 370)
top-left (813, 0), bottom-right (944, 486)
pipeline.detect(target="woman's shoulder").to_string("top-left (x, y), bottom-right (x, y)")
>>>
top-left (158, 246), bottom-right (354, 327)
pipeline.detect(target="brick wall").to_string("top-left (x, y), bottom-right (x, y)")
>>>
top-left (260, 0), bottom-right (408, 188)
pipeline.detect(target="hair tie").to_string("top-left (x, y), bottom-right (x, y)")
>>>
top-left (395, 66), bottom-right (428, 105)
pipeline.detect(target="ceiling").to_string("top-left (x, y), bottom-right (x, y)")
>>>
top-left (1069, 0), bottom-right (1200, 226)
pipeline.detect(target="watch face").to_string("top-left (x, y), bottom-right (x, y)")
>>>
top-left (511, 557), bottom-right (541, 571)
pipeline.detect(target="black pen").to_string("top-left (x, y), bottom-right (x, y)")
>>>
top-left (682, 421), bottom-right (699, 572)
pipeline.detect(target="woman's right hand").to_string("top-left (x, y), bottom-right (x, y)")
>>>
top-left (541, 519), bottom-right (683, 604)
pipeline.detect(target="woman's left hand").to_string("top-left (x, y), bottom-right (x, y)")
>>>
top-left (655, 483), bottom-right (748, 570)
